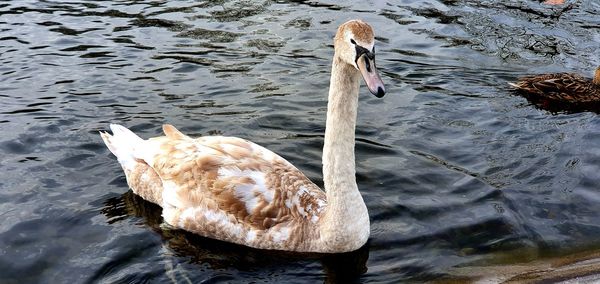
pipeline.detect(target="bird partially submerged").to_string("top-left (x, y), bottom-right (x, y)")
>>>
top-left (509, 66), bottom-right (600, 112)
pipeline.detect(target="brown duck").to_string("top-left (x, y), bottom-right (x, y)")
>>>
top-left (509, 66), bottom-right (600, 104)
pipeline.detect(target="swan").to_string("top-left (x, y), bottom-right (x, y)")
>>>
top-left (509, 66), bottom-right (600, 104)
top-left (100, 19), bottom-right (385, 253)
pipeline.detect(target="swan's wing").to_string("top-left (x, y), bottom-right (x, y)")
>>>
top-left (143, 129), bottom-right (327, 233)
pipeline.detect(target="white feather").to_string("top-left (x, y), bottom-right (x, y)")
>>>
top-left (100, 124), bottom-right (145, 170)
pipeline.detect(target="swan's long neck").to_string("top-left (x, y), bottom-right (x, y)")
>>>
top-left (320, 55), bottom-right (370, 252)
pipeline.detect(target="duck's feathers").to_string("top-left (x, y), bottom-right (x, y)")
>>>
top-left (101, 124), bottom-right (327, 251)
top-left (510, 73), bottom-right (600, 103)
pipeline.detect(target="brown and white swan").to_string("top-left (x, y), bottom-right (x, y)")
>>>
top-left (100, 20), bottom-right (385, 253)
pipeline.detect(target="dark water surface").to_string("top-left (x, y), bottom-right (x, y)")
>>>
top-left (2, 0), bottom-right (600, 282)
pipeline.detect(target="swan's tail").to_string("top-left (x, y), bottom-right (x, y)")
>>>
top-left (100, 124), bottom-right (146, 170)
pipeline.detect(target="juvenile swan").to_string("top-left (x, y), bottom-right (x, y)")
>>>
top-left (100, 20), bottom-right (385, 253)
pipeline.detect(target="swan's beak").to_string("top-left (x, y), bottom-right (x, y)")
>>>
top-left (357, 54), bottom-right (385, 98)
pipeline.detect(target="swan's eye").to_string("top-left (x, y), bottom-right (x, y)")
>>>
top-left (350, 39), bottom-right (356, 45)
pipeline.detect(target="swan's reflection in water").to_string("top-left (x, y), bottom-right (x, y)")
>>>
top-left (102, 190), bottom-right (369, 283)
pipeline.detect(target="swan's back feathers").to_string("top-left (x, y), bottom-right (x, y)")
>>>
top-left (152, 134), bottom-right (327, 250)
top-left (163, 124), bottom-right (188, 139)
top-left (101, 124), bottom-right (328, 251)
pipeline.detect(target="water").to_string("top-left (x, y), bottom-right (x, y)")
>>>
top-left (2, 0), bottom-right (600, 282)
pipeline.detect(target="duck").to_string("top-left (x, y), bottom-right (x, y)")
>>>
top-left (509, 66), bottom-right (600, 104)
top-left (99, 20), bottom-right (386, 253)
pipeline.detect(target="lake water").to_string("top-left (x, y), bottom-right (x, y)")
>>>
top-left (2, 0), bottom-right (600, 282)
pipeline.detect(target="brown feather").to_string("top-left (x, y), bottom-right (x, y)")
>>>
top-left (341, 20), bottom-right (374, 43)
top-left (162, 124), bottom-right (187, 139)
top-left (510, 69), bottom-right (600, 104)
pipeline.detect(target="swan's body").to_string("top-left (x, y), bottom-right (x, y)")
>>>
top-left (509, 67), bottom-right (600, 104)
top-left (100, 20), bottom-right (385, 253)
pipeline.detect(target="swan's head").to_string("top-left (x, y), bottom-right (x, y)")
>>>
top-left (334, 20), bottom-right (385, 98)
